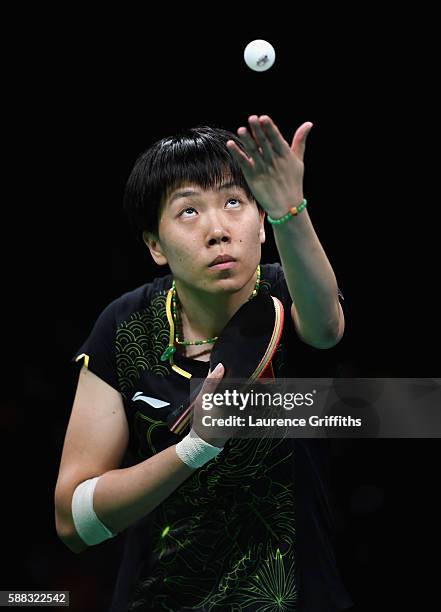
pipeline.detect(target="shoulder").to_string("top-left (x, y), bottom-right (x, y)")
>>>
top-left (104, 273), bottom-right (173, 326)
top-left (73, 273), bottom-right (174, 390)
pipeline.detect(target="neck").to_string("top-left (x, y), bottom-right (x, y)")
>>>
top-left (174, 269), bottom-right (259, 341)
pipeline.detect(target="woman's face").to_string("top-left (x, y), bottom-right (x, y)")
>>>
top-left (147, 180), bottom-right (265, 295)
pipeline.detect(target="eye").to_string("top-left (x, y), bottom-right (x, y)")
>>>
top-left (179, 207), bottom-right (197, 218)
top-left (226, 198), bottom-right (241, 208)
top-left (178, 199), bottom-right (241, 218)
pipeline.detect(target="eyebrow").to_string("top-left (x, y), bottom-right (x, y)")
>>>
top-left (168, 181), bottom-right (241, 206)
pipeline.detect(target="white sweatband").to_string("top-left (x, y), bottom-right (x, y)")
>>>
top-left (71, 476), bottom-right (116, 546)
top-left (175, 429), bottom-right (223, 469)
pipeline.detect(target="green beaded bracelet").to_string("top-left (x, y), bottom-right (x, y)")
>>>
top-left (267, 198), bottom-right (307, 225)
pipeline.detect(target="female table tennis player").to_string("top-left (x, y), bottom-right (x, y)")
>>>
top-left (54, 115), bottom-right (352, 611)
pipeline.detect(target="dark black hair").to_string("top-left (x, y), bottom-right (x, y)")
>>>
top-left (123, 125), bottom-right (261, 239)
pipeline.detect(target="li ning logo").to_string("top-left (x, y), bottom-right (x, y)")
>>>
top-left (132, 392), bottom-right (170, 409)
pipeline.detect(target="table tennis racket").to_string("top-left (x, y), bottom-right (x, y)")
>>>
top-left (169, 288), bottom-right (284, 434)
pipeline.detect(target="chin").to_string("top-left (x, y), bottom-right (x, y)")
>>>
top-left (211, 272), bottom-right (252, 294)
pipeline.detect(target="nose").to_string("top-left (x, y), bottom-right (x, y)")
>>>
top-left (206, 225), bottom-right (231, 247)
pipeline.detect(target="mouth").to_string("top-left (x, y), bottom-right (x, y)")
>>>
top-left (208, 254), bottom-right (237, 270)
top-left (209, 261), bottom-right (237, 270)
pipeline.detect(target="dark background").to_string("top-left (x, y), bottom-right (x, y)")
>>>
top-left (3, 7), bottom-right (440, 611)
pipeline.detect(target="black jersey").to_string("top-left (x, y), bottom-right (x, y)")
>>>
top-left (74, 263), bottom-right (353, 612)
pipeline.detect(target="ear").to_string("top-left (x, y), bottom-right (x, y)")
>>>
top-left (258, 208), bottom-right (266, 244)
top-left (142, 231), bottom-right (168, 266)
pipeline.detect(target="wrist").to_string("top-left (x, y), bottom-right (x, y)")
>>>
top-left (190, 426), bottom-right (226, 449)
top-left (265, 195), bottom-right (304, 219)
top-left (267, 198), bottom-right (308, 225)
top-left (175, 429), bottom-right (224, 469)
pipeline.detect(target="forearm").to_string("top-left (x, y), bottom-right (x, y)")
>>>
top-left (272, 206), bottom-right (341, 345)
top-left (92, 444), bottom-right (196, 536)
top-left (59, 444), bottom-right (195, 553)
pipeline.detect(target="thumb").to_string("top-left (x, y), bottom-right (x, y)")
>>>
top-left (209, 363), bottom-right (224, 376)
top-left (290, 122), bottom-right (313, 161)
top-left (203, 362), bottom-right (225, 393)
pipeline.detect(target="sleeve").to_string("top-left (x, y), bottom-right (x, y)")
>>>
top-left (72, 298), bottom-right (120, 392)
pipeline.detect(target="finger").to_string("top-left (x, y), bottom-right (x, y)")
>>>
top-left (208, 362), bottom-right (224, 381)
top-left (201, 363), bottom-right (225, 394)
top-left (236, 127), bottom-right (265, 171)
top-left (226, 139), bottom-right (253, 167)
top-left (290, 122), bottom-right (313, 161)
top-left (248, 115), bottom-right (273, 162)
top-left (259, 115), bottom-right (290, 156)
top-left (198, 367), bottom-right (225, 411)
top-left (207, 363), bottom-right (224, 378)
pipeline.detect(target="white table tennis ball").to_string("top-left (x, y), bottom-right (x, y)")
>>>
top-left (244, 40), bottom-right (276, 72)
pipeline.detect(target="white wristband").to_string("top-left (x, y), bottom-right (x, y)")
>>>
top-left (175, 429), bottom-right (223, 469)
top-left (71, 476), bottom-right (117, 546)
